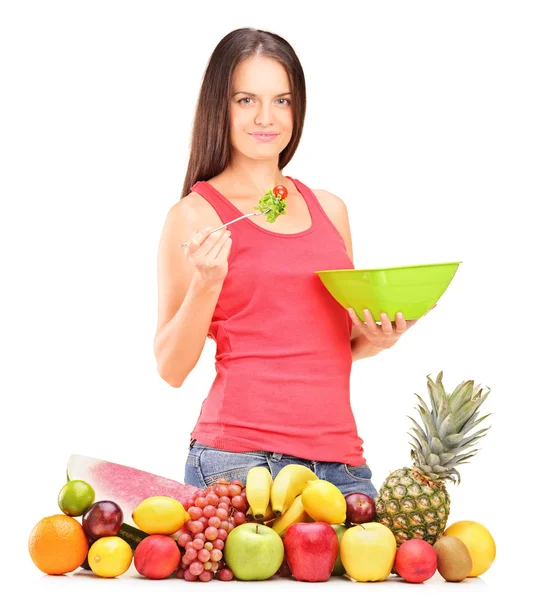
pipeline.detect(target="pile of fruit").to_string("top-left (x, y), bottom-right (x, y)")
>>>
top-left (28, 371), bottom-right (497, 583)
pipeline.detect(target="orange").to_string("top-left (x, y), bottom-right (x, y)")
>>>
top-left (28, 514), bottom-right (88, 575)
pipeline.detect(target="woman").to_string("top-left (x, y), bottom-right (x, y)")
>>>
top-left (154, 28), bottom-right (424, 499)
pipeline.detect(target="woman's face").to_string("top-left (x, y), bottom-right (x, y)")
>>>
top-left (229, 56), bottom-right (293, 160)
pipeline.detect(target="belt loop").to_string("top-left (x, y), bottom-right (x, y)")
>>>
top-left (189, 438), bottom-right (196, 449)
top-left (270, 452), bottom-right (282, 462)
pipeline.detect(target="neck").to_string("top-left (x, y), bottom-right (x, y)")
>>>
top-left (225, 157), bottom-right (288, 197)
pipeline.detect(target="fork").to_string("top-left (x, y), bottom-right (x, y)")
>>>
top-left (180, 207), bottom-right (271, 248)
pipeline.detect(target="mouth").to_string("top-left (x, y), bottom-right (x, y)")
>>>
top-left (250, 133), bottom-right (279, 141)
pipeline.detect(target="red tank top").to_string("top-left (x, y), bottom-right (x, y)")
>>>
top-left (189, 176), bottom-right (366, 466)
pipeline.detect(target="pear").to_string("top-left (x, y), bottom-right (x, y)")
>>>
top-left (433, 535), bottom-right (473, 582)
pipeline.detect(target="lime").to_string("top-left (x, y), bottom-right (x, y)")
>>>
top-left (88, 536), bottom-right (132, 577)
top-left (58, 480), bottom-right (95, 516)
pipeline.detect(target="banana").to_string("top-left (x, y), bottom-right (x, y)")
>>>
top-left (245, 466), bottom-right (273, 519)
top-left (270, 464), bottom-right (318, 515)
top-left (246, 504), bottom-right (276, 522)
top-left (132, 496), bottom-right (187, 535)
top-left (271, 494), bottom-right (313, 537)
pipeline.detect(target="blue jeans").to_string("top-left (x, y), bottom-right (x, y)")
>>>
top-left (184, 439), bottom-right (378, 499)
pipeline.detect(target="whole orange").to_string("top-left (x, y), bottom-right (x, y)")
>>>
top-left (28, 514), bottom-right (88, 575)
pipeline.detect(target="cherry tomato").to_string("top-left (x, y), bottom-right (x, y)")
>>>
top-left (273, 185), bottom-right (288, 201)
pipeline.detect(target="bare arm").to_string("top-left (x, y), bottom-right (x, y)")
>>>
top-left (154, 276), bottom-right (224, 387)
top-left (153, 195), bottom-right (231, 387)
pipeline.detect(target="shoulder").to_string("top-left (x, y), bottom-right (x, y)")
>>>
top-left (312, 189), bottom-right (353, 262)
top-left (312, 189), bottom-right (349, 216)
top-left (167, 190), bottom-right (215, 228)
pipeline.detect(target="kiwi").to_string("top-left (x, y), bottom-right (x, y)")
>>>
top-left (434, 535), bottom-right (473, 582)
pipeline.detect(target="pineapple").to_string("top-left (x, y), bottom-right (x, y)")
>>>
top-left (374, 371), bottom-right (491, 546)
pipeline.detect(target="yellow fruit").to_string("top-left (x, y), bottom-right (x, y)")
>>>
top-left (270, 464), bottom-right (318, 515)
top-left (88, 536), bottom-right (132, 578)
top-left (271, 494), bottom-right (313, 536)
top-left (301, 479), bottom-right (346, 524)
top-left (132, 496), bottom-right (187, 535)
top-left (246, 467), bottom-right (273, 519)
top-left (443, 520), bottom-right (496, 577)
top-left (340, 522), bottom-right (397, 582)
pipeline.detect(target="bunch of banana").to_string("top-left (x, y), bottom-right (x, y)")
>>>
top-left (245, 463), bottom-right (318, 536)
top-left (271, 494), bottom-right (313, 537)
top-left (270, 464), bottom-right (318, 515)
top-left (245, 467), bottom-right (273, 520)
top-left (246, 504), bottom-right (276, 523)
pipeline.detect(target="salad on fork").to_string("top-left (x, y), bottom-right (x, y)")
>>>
top-left (180, 185), bottom-right (288, 247)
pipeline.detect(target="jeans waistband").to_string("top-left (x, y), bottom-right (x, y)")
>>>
top-left (189, 438), bottom-right (283, 462)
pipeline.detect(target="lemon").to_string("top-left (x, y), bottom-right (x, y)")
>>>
top-left (58, 480), bottom-right (95, 517)
top-left (301, 479), bottom-right (347, 524)
top-left (88, 536), bottom-right (132, 577)
top-left (443, 520), bottom-right (496, 577)
top-left (132, 496), bottom-right (187, 534)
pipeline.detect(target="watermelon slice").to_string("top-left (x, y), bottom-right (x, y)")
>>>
top-left (66, 454), bottom-right (201, 529)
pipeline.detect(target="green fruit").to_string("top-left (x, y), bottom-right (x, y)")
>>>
top-left (331, 523), bottom-right (347, 576)
top-left (58, 480), bottom-right (95, 516)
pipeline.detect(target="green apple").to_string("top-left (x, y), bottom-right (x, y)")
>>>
top-left (223, 522), bottom-right (284, 580)
top-left (330, 524), bottom-right (348, 576)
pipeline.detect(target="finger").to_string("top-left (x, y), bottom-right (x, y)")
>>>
top-left (186, 226), bottom-right (213, 254)
top-left (211, 230), bottom-right (232, 258)
top-left (206, 229), bottom-right (231, 257)
top-left (347, 307), bottom-right (363, 326)
top-left (362, 309), bottom-right (380, 335)
top-left (380, 313), bottom-right (393, 335)
top-left (394, 312), bottom-right (407, 334)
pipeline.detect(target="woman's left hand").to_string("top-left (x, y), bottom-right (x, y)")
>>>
top-left (348, 305), bottom-right (437, 350)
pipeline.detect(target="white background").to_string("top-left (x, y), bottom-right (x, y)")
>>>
top-left (2, 0), bottom-right (536, 596)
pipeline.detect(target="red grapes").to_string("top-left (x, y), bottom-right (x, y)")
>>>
top-left (176, 479), bottom-right (248, 582)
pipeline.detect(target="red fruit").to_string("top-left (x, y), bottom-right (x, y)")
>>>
top-left (134, 535), bottom-right (181, 579)
top-left (394, 539), bottom-right (437, 583)
top-left (82, 500), bottom-right (123, 538)
top-left (273, 185), bottom-right (288, 200)
top-left (284, 522), bottom-right (339, 582)
top-left (344, 492), bottom-right (376, 524)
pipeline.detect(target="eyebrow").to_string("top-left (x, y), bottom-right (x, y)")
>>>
top-left (232, 91), bottom-right (292, 97)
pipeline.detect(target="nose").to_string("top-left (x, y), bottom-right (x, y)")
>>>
top-left (255, 101), bottom-right (274, 126)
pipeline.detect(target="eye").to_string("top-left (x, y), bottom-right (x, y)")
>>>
top-left (237, 97), bottom-right (292, 105)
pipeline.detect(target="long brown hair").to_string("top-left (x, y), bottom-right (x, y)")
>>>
top-left (181, 28), bottom-right (307, 199)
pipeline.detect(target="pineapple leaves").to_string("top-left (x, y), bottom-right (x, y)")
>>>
top-left (438, 413), bottom-right (454, 439)
top-left (427, 373), bottom-right (450, 421)
top-left (430, 437), bottom-right (445, 455)
top-left (415, 405), bottom-right (439, 439)
top-left (414, 393), bottom-right (431, 416)
top-left (449, 380), bottom-right (474, 413)
top-left (426, 453), bottom-right (441, 467)
top-left (444, 432), bottom-right (464, 447)
top-left (459, 412), bottom-right (492, 437)
top-left (439, 452), bottom-right (456, 464)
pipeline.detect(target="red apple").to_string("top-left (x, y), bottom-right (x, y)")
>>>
top-left (394, 539), bottom-right (437, 583)
top-left (345, 492), bottom-right (376, 525)
top-left (283, 522), bottom-right (339, 582)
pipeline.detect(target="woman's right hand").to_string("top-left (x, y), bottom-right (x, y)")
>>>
top-left (183, 226), bottom-right (232, 286)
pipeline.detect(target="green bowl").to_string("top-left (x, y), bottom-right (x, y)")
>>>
top-left (315, 261), bottom-right (462, 322)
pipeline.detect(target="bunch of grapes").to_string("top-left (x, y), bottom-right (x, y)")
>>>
top-left (176, 478), bottom-right (249, 582)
